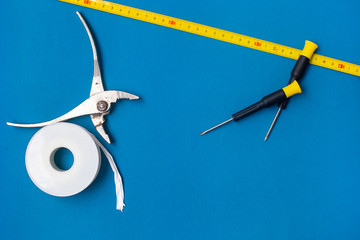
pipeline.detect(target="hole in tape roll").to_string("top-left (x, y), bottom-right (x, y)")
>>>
top-left (51, 147), bottom-right (75, 172)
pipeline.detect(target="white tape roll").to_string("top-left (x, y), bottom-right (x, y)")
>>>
top-left (25, 122), bottom-right (125, 211)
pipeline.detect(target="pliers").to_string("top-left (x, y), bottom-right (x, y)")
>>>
top-left (7, 12), bottom-right (139, 143)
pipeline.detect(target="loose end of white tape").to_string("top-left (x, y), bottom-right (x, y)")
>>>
top-left (115, 173), bottom-right (125, 211)
top-left (92, 134), bottom-right (125, 212)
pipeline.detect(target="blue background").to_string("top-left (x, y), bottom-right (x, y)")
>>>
top-left (1, 0), bottom-right (360, 239)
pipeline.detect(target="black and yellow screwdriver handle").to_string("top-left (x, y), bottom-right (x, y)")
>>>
top-left (279, 40), bottom-right (318, 109)
top-left (232, 81), bottom-right (302, 121)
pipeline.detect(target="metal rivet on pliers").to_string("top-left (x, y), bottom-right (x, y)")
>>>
top-left (97, 101), bottom-right (108, 112)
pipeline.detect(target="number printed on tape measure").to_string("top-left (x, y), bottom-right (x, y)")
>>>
top-left (60, 0), bottom-right (360, 77)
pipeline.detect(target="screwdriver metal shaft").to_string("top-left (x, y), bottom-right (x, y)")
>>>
top-left (264, 107), bottom-right (281, 141)
top-left (201, 118), bottom-right (233, 135)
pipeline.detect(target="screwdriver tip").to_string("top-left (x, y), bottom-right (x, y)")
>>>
top-left (200, 129), bottom-right (211, 136)
top-left (200, 118), bottom-right (233, 136)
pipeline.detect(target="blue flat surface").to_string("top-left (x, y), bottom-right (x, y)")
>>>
top-left (1, 0), bottom-right (360, 239)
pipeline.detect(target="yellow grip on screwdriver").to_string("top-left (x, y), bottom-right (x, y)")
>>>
top-left (300, 40), bottom-right (318, 59)
top-left (282, 80), bottom-right (302, 98)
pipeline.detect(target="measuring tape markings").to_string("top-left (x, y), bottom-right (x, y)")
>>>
top-left (60, 0), bottom-right (360, 77)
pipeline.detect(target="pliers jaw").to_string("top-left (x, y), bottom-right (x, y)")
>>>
top-left (89, 90), bottom-right (139, 143)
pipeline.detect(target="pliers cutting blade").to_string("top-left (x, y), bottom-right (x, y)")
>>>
top-left (7, 12), bottom-right (139, 143)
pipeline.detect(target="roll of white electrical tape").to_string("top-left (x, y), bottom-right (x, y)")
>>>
top-left (25, 122), bottom-right (125, 211)
top-left (25, 122), bottom-right (101, 197)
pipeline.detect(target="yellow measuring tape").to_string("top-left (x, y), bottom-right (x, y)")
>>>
top-left (60, 0), bottom-right (360, 77)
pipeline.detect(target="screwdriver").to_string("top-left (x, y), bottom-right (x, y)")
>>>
top-left (264, 40), bottom-right (318, 140)
top-left (200, 80), bottom-right (302, 135)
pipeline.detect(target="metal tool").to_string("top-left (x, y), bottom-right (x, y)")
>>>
top-left (264, 40), bottom-right (317, 140)
top-left (201, 81), bottom-right (302, 136)
top-left (6, 12), bottom-right (139, 143)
